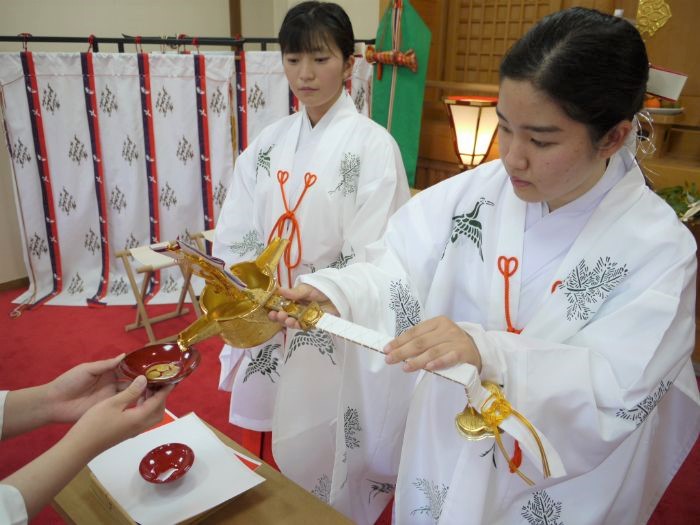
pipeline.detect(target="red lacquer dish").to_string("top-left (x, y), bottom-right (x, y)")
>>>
top-left (139, 442), bottom-right (195, 484)
top-left (119, 343), bottom-right (201, 386)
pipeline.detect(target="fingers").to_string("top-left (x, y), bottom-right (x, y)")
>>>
top-left (404, 345), bottom-right (460, 372)
top-left (382, 317), bottom-right (481, 373)
top-left (135, 384), bottom-right (174, 428)
top-left (275, 285), bottom-right (310, 301)
top-left (278, 284), bottom-right (329, 303)
top-left (142, 384), bottom-right (175, 408)
top-left (114, 375), bottom-right (148, 407)
top-left (268, 309), bottom-right (302, 329)
top-left (81, 354), bottom-right (126, 376)
top-left (383, 319), bottom-right (440, 364)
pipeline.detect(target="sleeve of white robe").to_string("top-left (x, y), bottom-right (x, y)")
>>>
top-left (302, 186), bottom-right (699, 479)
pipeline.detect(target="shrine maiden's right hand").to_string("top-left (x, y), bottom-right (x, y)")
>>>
top-left (268, 284), bottom-right (339, 328)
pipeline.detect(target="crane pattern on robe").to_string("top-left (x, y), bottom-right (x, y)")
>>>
top-left (255, 144), bottom-right (274, 178)
top-left (329, 247), bottom-right (355, 269)
top-left (285, 328), bottom-right (337, 365)
top-left (243, 343), bottom-right (281, 383)
top-left (368, 479), bottom-right (396, 503)
top-left (443, 197), bottom-right (494, 261)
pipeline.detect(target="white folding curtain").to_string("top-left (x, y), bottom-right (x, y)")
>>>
top-left (0, 50), bottom-right (373, 307)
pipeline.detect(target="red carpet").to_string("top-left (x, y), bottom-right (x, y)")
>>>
top-left (0, 288), bottom-right (698, 524)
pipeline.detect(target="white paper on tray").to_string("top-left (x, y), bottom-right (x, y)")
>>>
top-left (88, 413), bottom-right (265, 525)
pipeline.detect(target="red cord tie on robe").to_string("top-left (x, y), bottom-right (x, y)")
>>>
top-left (496, 255), bottom-right (525, 473)
top-left (268, 170), bottom-right (317, 287)
top-left (497, 255), bottom-right (522, 334)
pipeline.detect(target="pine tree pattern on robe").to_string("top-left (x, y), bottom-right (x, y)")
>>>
top-left (521, 490), bottom-right (564, 525)
top-left (255, 144), bottom-right (274, 178)
top-left (389, 280), bottom-right (422, 336)
top-left (243, 343), bottom-right (281, 383)
top-left (367, 479), bottom-right (395, 503)
top-left (285, 328), bottom-right (336, 365)
top-left (410, 478), bottom-right (449, 522)
top-left (311, 474), bottom-right (331, 503)
top-left (560, 256), bottom-right (628, 321)
top-left (616, 380), bottom-right (672, 426)
top-left (443, 197), bottom-right (494, 261)
top-left (344, 406), bottom-right (362, 450)
top-left (329, 152), bottom-right (361, 196)
top-left (230, 230), bottom-right (265, 257)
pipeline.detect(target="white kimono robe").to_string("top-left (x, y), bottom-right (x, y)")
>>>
top-left (213, 91), bottom-right (410, 439)
top-left (300, 150), bottom-right (700, 524)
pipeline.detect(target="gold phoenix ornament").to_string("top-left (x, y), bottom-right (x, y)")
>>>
top-left (163, 237), bottom-right (323, 350)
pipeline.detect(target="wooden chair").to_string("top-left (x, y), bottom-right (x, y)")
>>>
top-left (117, 240), bottom-right (202, 344)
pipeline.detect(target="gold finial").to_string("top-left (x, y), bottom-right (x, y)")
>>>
top-left (455, 404), bottom-right (495, 441)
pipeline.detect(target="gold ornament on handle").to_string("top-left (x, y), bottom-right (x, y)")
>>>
top-left (455, 404), bottom-right (494, 441)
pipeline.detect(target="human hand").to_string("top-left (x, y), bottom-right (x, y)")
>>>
top-left (383, 316), bottom-right (482, 373)
top-left (65, 375), bottom-right (174, 456)
top-left (43, 354), bottom-right (127, 424)
top-left (267, 284), bottom-right (339, 328)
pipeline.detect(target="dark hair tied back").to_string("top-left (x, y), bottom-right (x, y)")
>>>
top-left (500, 7), bottom-right (649, 142)
top-left (279, 1), bottom-right (355, 60)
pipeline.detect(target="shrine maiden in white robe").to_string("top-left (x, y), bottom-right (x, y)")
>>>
top-left (213, 90), bottom-right (410, 451)
top-left (299, 148), bottom-right (700, 524)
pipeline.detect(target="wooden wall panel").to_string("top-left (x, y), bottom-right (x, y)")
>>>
top-left (414, 0), bottom-right (571, 185)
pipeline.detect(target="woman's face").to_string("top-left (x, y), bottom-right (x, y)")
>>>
top-left (497, 78), bottom-right (608, 211)
top-left (283, 40), bottom-right (353, 126)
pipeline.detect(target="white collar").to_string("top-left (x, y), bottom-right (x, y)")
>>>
top-left (526, 150), bottom-right (629, 226)
top-left (300, 90), bottom-right (353, 134)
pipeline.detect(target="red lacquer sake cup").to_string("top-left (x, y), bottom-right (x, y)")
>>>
top-left (118, 343), bottom-right (201, 387)
top-left (139, 442), bottom-right (195, 484)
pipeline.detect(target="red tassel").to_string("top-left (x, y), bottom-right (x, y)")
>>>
top-left (510, 440), bottom-right (523, 472)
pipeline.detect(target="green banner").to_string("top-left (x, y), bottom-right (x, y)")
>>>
top-left (371, 1), bottom-right (431, 187)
